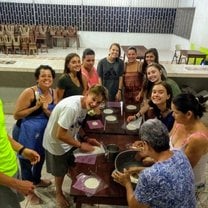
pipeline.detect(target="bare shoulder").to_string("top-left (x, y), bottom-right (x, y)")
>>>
top-left (188, 129), bottom-right (208, 151)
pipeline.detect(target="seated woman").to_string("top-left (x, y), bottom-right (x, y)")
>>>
top-left (123, 47), bottom-right (143, 104)
top-left (170, 93), bottom-right (208, 190)
top-left (148, 81), bottom-right (174, 131)
top-left (127, 63), bottom-right (180, 124)
top-left (112, 118), bottom-right (196, 208)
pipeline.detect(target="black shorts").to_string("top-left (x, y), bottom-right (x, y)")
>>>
top-left (45, 148), bottom-right (76, 177)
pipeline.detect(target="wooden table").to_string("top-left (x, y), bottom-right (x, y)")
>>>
top-left (121, 45), bottom-right (147, 61)
top-left (178, 50), bottom-right (207, 64)
top-left (70, 103), bottom-right (140, 208)
top-left (70, 134), bottom-right (137, 208)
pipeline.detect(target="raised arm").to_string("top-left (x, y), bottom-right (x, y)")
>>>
top-left (13, 88), bottom-right (41, 120)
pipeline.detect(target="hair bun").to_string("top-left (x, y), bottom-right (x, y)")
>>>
top-left (196, 94), bottom-right (208, 104)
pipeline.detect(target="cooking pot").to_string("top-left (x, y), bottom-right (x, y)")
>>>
top-left (105, 144), bottom-right (119, 162)
top-left (115, 149), bottom-right (143, 172)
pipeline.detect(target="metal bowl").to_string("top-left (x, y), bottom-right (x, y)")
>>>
top-left (115, 149), bottom-right (143, 172)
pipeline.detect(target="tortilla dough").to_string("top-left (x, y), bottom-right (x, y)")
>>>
top-left (103, 109), bottom-right (113, 114)
top-left (126, 105), bottom-right (137, 110)
top-left (105, 115), bottom-right (117, 122)
top-left (126, 123), bottom-right (137, 131)
top-left (84, 177), bottom-right (100, 189)
top-left (92, 121), bottom-right (98, 126)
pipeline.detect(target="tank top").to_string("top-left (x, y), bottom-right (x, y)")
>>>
top-left (170, 123), bottom-right (208, 186)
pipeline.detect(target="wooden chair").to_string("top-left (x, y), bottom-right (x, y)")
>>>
top-left (12, 35), bottom-right (21, 54)
top-left (28, 35), bottom-right (38, 55)
top-left (4, 35), bottom-right (13, 54)
top-left (20, 36), bottom-right (29, 55)
top-left (67, 26), bottom-right (80, 49)
top-left (171, 44), bottom-right (186, 64)
top-left (0, 35), bottom-right (5, 53)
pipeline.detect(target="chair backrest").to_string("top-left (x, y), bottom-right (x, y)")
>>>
top-left (175, 44), bottom-right (181, 51)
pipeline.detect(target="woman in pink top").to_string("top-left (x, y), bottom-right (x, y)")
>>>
top-left (170, 93), bottom-right (208, 189)
top-left (81, 48), bottom-right (99, 89)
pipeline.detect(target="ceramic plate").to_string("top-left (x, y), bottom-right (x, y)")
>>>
top-left (103, 109), bottom-right (113, 114)
top-left (84, 177), bottom-right (100, 189)
top-left (105, 115), bottom-right (117, 122)
top-left (126, 123), bottom-right (137, 131)
top-left (126, 105), bottom-right (137, 110)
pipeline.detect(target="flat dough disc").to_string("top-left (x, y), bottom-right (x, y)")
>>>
top-left (84, 177), bottom-right (100, 189)
top-left (103, 109), bottom-right (113, 114)
top-left (105, 115), bottom-right (117, 122)
top-left (126, 123), bottom-right (137, 131)
top-left (126, 105), bottom-right (137, 110)
top-left (92, 121), bottom-right (98, 126)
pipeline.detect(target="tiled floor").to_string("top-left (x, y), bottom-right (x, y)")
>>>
top-left (3, 47), bottom-right (208, 207)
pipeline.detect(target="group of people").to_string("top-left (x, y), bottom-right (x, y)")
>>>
top-left (1, 43), bottom-right (208, 208)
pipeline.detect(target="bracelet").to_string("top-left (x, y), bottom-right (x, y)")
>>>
top-left (118, 89), bottom-right (122, 92)
top-left (18, 146), bottom-right (26, 155)
top-left (135, 112), bottom-right (141, 119)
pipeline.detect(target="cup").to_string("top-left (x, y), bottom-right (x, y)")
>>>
top-left (105, 144), bottom-right (119, 162)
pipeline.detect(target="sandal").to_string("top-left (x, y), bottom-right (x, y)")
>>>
top-left (36, 179), bottom-right (52, 188)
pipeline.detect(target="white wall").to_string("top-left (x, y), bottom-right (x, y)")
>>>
top-left (190, 0), bottom-right (208, 48)
top-left (79, 31), bottom-right (172, 50)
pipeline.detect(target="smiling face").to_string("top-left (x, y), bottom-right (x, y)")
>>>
top-left (151, 84), bottom-right (170, 106)
top-left (84, 92), bottom-right (104, 111)
top-left (109, 44), bottom-right (120, 60)
top-left (146, 66), bottom-right (162, 83)
top-left (82, 54), bottom-right (95, 70)
top-left (127, 49), bottom-right (137, 63)
top-left (67, 55), bottom-right (81, 73)
top-left (145, 52), bottom-right (156, 65)
top-left (37, 69), bottom-right (54, 89)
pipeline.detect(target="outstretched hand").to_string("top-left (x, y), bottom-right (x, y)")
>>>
top-left (14, 179), bottom-right (35, 196)
top-left (22, 148), bottom-right (40, 165)
top-left (111, 168), bottom-right (131, 187)
top-left (80, 142), bottom-right (95, 152)
top-left (87, 138), bottom-right (101, 147)
top-left (127, 115), bottom-right (136, 123)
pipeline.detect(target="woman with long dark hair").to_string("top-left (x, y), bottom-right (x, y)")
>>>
top-left (56, 53), bottom-right (87, 102)
top-left (170, 93), bottom-right (208, 188)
